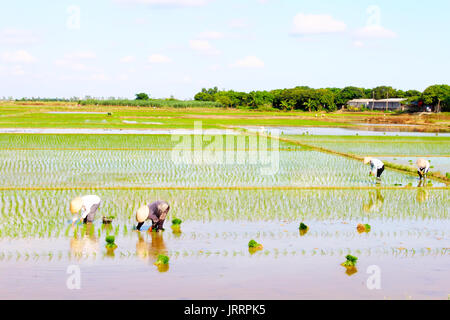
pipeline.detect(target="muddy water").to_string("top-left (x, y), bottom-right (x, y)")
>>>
top-left (0, 219), bottom-right (448, 299)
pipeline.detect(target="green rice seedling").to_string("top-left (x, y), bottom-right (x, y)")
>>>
top-left (341, 254), bottom-right (358, 267)
top-left (102, 216), bottom-right (115, 224)
top-left (154, 254), bottom-right (170, 272)
top-left (154, 254), bottom-right (169, 265)
top-left (299, 222), bottom-right (308, 230)
top-left (248, 239), bottom-right (263, 253)
top-left (105, 235), bottom-right (117, 249)
top-left (171, 218), bottom-right (182, 233)
top-left (299, 222), bottom-right (309, 236)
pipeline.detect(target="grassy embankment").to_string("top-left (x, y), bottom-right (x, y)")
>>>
top-left (1, 101), bottom-right (449, 130)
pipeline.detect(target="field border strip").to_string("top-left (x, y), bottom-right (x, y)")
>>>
top-left (0, 186), bottom-right (448, 191)
top-left (0, 147), bottom-right (299, 151)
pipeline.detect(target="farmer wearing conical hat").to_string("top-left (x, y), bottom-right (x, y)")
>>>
top-left (136, 200), bottom-right (170, 231)
top-left (363, 157), bottom-right (385, 180)
top-left (416, 158), bottom-right (430, 180)
top-left (70, 195), bottom-right (102, 225)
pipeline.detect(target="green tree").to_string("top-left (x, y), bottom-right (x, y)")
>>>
top-left (303, 98), bottom-right (318, 112)
top-left (336, 86), bottom-right (365, 107)
top-left (135, 93), bottom-right (150, 100)
top-left (421, 84), bottom-right (450, 112)
top-left (372, 86), bottom-right (396, 100)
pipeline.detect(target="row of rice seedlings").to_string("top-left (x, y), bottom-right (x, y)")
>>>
top-left (0, 134), bottom-right (299, 151)
top-left (0, 148), bottom-right (419, 188)
top-left (0, 246), bottom-right (447, 262)
top-left (0, 188), bottom-right (447, 238)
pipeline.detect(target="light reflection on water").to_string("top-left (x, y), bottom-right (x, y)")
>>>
top-left (243, 126), bottom-right (450, 137)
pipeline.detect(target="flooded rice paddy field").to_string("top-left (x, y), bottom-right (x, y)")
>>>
top-left (1, 148), bottom-right (433, 188)
top-left (0, 133), bottom-right (448, 299)
top-left (0, 188), bottom-right (448, 299)
top-left (285, 135), bottom-right (450, 156)
top-left (377, 157), bottom-right (450, 177)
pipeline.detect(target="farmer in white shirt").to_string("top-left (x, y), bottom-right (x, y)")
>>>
top-left (70, 195), bottom-right (102, 225)
top-left (135, 200), bottom-right (170, 231)
top-left (416, 158), bottom-right (430, 180)
top-left (364, 157), bottom-right (385, 180)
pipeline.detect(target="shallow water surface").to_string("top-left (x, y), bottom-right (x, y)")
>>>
top-left (0, 189), bottom-right (448, 299)
top-left (243, 126), bottom-right (450, 137)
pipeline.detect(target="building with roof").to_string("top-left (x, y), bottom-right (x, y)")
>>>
top-left (347, 98), bottom-right (408, 111)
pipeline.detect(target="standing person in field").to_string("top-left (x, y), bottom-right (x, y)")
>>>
top-left (70, 195), bottom-right (102, 225)
top-left (135, 200), bottom-right (170, 231)
top-left (364, 157), bottom-right (385, 180)
top-left (416, 158), bottom-right (430, 180)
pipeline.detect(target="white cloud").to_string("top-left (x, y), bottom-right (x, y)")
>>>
top-left (1, 50), bottom-right (36, 63)
top-left (230, 56), bottom-right (264, 68)
top-left (11, 65), bottom-right (26, 76)
top-left (353, 41), bottom-right (364, 48)
top-left (54, 59), bottom-right (87, 71)
top-left (209, 64), bottom-right (220, 71)
top-left (0, 28), bottom-right (40, 45)
top-left (355, 25), bottom-right (397, 39)
top-left (189, 39), bottom-right (220, 55)
top-left (148, 54), bottom-right (172, 63)
top-left (291, 13), bottom-right (346, 35)
top-left (54, 51), bottom-right (96, 71)
top-left (116, 74), bottom-right (129, 81)
top-left (64, 51), bottom-right (96, 60)
top-left (120, 55), bottom-right (135, 63)
top-left (90, 73), bottom-right (109, 81)
top-left (229, 18), bottom-right (248, 29)
top-left (114, 0), bottom-right (209, 7)
top-left (197, 31), bottom-right (224, 40)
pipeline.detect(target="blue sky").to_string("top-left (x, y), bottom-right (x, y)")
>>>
top-left (0, 0), bottom-right (449, 99)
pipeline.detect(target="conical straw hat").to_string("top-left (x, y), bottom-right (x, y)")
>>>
top-left (363, 157), bottom-right (372, 165)
top-left (416, 158), bottom-right (428, 168)
top-left (136, 205), bottom-right (150, 223)
top-left (70, 197), bottom-right (83, 214)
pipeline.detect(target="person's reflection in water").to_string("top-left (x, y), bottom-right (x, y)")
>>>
top-left (135, 230), bottom-right (168, 271)
top-left (136, 232), bottom-right (149, 261)
top-left (363, 190), bottom-right (385, 213)
top-left (416, 182), bottom-right (429, 203)
top-left (70, 223), bottom-right (98, 259)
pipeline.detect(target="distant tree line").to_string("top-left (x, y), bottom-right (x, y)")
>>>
top-left (194, 84), bottom-right (450, 112)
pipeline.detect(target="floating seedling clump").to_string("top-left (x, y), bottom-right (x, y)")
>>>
top-left (248, 239), bottom-right (263, 253)
top-left (298, 222), bottom-right (309, 236)
top-left (154, 254), bottom-right (170, 272)
top-left (105, 235), bottom-right (117, 249)
top-left (154, 254), bottom-right (169, 265)
top-left (357, 223), bottom-right (371, 233)
top-left (102, 216), bottom-right (115, 224)
top-left (171, 218), bottom-right (182, 233)
top-left (341, 255), bottom-right (358, 267)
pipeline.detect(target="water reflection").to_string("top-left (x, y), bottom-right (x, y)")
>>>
top-left (363, 190), bottom-right (385, 213)
top-left (135, 231), bottom-right (168, 271)
top-left (344, 266), bottom-right (358, 276)
top-left (70, 223), bottom-right (99, 257)
top-left (416, 185), bottom-right (429, 203)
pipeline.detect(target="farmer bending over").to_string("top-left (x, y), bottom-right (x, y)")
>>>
top-left (416, 158), bottom-right (430, 180)
top-left (70, 195), bottom-right (102, 225)
top-left (136, 200), bottom-right (170, 231)
top-left (364, 157), bottom-right (385, 180)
